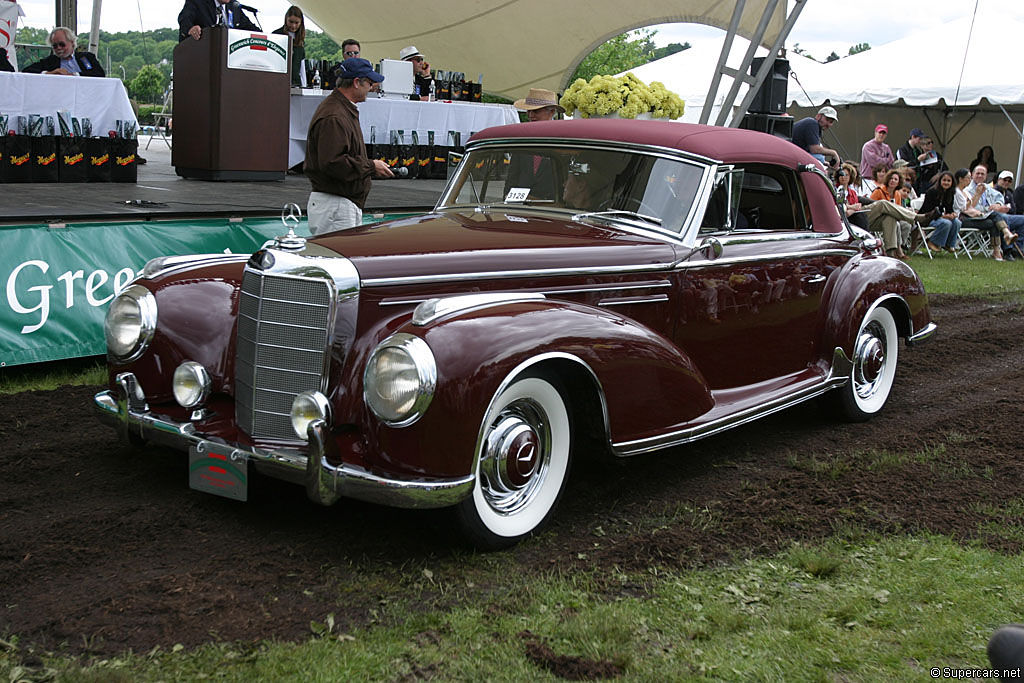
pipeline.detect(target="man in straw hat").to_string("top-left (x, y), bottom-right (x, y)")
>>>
top-left (513, 88), bottom-right (565, 122)
top-left (502, 88), bottom-right (566, 200)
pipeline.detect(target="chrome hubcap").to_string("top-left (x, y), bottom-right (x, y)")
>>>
top-left (479, 399), bottom-right (549, 514)
top-left (853, 326), bottom-right (886, 398)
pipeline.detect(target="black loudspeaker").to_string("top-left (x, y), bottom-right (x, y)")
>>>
top-left (748, 57), bottom-right (789, 115)
top-left (739, 113), bottom-right (794, 141)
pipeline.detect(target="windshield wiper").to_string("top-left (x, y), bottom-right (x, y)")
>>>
top-left (571, 209), bottom-right (662, 226)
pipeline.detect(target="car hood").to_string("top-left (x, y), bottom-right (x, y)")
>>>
top-left (307, 210), bottom-right (680, 283)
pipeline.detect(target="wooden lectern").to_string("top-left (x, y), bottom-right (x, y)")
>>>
top-left (172, 26), bottom-right (289, 181)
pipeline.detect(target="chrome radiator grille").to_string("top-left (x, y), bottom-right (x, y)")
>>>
top-left (235, 269), bottom-right (332, 441)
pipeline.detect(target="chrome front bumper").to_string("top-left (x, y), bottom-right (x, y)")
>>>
top-left (94, 373), bottom-right (474, 509)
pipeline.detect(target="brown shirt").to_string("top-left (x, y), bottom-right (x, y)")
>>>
top-left (304, 90), bottom-right (375, 208)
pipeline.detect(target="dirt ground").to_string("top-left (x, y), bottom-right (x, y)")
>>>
top-left (2, 294), bottom-right (1022, 666)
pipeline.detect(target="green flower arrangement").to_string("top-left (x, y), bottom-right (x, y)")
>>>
top-left (559, 73), bottom-right (685, 120)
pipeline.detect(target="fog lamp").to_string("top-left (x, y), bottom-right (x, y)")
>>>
top-left (291, 391), bottom-right (331, 440)
top-left (172, 361), bottom-right (211, 408)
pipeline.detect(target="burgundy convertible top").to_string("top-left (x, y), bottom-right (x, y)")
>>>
top-left (470, 119), bottom-right (817, 168)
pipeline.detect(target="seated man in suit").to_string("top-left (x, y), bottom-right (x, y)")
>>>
top-left (23, 27), bottom-right (104, 76)
top-left (178, 0), bottom-right (258, 42)
top-left (503, 89), bottom-right (565, 201)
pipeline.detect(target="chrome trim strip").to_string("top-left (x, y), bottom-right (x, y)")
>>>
top-left (142, 253), bottom-right (250, 280)
top-left (611, 347), bottom-right (853, 456)
top-left (465, 137), bottom-right (719, 167)
top-left (598, 295), bottom-right (669, 306)
top-left (674, 247), bottom-right (860, 271)
top-left (94, 378), bottom-right (471, 510)
top-left (379, 281), bottom-right (671, 307)
top-left (908, 321), bottom-right (937, 346)
top-left (412, 292), bottom-right (546, 326)
top-left (363, 245), bottom-right (858, 288)
top-left (362, 262), bottom-right (673, 287)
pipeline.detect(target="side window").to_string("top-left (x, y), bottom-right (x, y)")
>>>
top-left (734, 164), bottom-right (811, 231)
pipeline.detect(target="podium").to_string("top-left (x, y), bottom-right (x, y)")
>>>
top-left (172, 26), bottom-right (290, 181)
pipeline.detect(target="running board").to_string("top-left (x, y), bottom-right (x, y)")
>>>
top-left (611, 347), bottom-right (852, 457)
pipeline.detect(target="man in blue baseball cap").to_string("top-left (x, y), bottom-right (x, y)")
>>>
top-left (305, 57), bottom-right (394, 235)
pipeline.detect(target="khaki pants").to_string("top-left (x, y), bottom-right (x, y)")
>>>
top-left (867, 201), bottom-right (916, 251)
top-left (307, 192), bottom-right (363, 236)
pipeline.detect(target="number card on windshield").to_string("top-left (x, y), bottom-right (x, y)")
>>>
top-left (505, 188), bottom-right (530, 203)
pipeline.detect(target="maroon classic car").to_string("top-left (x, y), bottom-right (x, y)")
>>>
top-left (95, 119), bottom-right (934, 549)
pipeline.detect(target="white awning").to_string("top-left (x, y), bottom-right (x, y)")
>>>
top-left (297, 0), bottom-right (790, 99)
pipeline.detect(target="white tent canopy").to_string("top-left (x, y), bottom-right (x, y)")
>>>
top-left (786, 4), bottom-right (1024, 178)
top-left (787, 10), bottom-right (1024, 108)
top-left (623, 36), bottom-right (825, 124)
top-left (297, 0), bottom-right (791, 100)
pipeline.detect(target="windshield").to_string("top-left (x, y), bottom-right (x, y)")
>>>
top-left (438, 145), bottom-right (706, 233)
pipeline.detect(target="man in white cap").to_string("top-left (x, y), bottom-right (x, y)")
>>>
top-left (513, 88), bottom-right (565, 122)
top-left (791, 105), bottom-right (840, 169)
top-left (399, 45), bottom-right (432, 100)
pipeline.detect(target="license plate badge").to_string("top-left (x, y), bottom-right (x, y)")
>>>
top-left (189, 444), bottom-right (248, 502)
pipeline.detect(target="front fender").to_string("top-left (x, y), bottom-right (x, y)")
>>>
top-left (109, 262), bottom-right (246, 402)
top-left (362, 298), bottom-right (715, 479)
top-left (819, 252), bottom-right (931, 358)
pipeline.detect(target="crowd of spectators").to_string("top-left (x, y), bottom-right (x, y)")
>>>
top-left (793, 106), bottom-right (1024, 261)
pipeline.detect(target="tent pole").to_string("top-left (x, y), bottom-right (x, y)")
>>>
top-left (55, 0), bottom-right (76, 33)
top-left (699, 0), bottom-right (746, 125)
top-left (998, 105), bottom-right (1024, 182)
top-left (88, 0), bottom-right (101, 56)
top-left (726, 0), bottom-right (808, 128)
top-left (714, 0), bottom-right (776, 127)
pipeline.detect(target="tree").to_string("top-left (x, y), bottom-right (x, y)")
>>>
top-left (651, 42), bottom-right (691, 61)
top-left (130, 64), bottom-right (165, 104)
top-left (849, 42), bottom-right (871, 56)
top-left (825, 51), bottom-right (840, 63)
top-left (569, 29), bottom-right (659, 83)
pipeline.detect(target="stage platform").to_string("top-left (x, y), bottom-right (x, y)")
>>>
top-left (0, 133), bottom-right (448, 225)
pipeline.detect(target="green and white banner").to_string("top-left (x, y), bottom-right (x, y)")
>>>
top-left (1, 217), bottom-right (308, 367)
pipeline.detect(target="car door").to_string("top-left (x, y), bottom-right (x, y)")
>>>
top-left (671, 164), bottom-right (833, 390)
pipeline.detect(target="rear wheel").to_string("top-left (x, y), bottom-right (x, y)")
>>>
top-left (832, 305), bottom-right (899, 421)
top-left (455, 375), bottom-right (571, 550)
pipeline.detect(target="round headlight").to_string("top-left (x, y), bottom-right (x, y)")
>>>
top-left (291, 391), bottom-right (331, 440)
top-left (104, 284), bottom-right (157, 362)
top-left (172, 361), bottom-right (211, 409)
top-left (363, 333), bottom-right (436, 427)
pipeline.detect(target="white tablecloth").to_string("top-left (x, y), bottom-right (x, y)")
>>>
top-left (289, 94), bottom-right (519, 168)
top-left (0, 72), bottom-right (137, 137)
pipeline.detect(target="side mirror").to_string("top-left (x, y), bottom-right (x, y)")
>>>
top-left (699, 236), bottom-right (723, 261)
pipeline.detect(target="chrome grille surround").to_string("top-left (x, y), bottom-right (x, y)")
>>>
top-left (235, 248), bottom-right (360, 442)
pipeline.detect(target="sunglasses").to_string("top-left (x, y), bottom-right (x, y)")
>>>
top-left (52, 41), bottom-right (67, 48)
top-left (344, 50), bottom-right (359, 56)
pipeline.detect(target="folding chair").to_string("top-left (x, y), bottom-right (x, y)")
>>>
top-left (958, 227), bottom-right (989, 259)
top-left (146, 83), bottom-right (173, 151)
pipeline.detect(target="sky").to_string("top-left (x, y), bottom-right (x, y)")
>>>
top-left (9, 0), bottom-right (1024, 58)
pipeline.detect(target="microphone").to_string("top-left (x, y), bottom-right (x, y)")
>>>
top-left (393, 166), bottom-right (409, 177)
top-left (238, 3), bottom-right (259, 12)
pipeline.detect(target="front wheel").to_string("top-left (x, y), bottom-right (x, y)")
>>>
top-left (831, 304), bottom-right (899, 421)
top-left (455, 375), bottom-right (571, 550)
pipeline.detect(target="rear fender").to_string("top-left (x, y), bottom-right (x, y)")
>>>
top-left (819, 253), bottom-right (929, 360)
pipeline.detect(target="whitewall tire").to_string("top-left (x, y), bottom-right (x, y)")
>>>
top-left (455, 375), bottom-right (571, 549)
